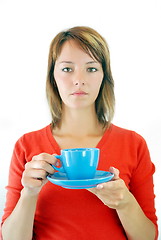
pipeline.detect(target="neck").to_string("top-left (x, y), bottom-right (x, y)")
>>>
top-left (54, 105), bottom-right (104, 137)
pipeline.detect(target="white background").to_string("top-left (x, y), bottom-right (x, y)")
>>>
top-left (0, 0), bottom-right (160, 237)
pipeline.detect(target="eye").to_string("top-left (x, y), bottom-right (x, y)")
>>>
top-left (87, 67), bottom-right (98, 72)
top-left (62, 67), bottom-right (72, 72)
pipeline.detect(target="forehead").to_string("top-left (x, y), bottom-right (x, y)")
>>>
top-left (55, 40), bottom-right (96, 62)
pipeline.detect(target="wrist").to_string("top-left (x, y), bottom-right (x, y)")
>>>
top-left (116, 191), bottom-right (138, 213)
top-left (21, 187), bottom-right (40, 199)
top-left (116, 191), bottom-right (135, 211)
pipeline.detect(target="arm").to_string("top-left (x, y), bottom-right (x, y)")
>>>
top-left (88, 167), bottom-right (157, 240)
top-left (2, 153), bottom-right (57, 240)
top-left (116, 191), bottom-right (156, 240)
top-left (2, 189), bottom-right (38, 240)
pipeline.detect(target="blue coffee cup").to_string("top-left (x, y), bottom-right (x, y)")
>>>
top-left (52, 148), bottom-right (100, 180)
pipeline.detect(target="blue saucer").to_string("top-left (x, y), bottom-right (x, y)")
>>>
top-left (47, 170), bottom-right (114, 189)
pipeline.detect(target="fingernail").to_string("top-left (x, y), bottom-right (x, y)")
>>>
top-left (56, 162), bottom-right (59, 166)
top-left (97, 184), bottom-right (103, 189)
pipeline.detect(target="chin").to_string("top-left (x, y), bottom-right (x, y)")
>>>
top-left (63, 99), bottom-right (95, 110)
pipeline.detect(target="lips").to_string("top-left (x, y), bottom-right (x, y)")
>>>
top-left (71, 91), bottom-right (88, 95)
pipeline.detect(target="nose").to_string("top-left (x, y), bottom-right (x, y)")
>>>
top-left (73, 70), bottom-right (85, 86)
top-left (74, 81), bottom-right (85, 86)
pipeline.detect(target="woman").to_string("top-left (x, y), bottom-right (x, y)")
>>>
top-left (1, 26), bottom-right (158, 239)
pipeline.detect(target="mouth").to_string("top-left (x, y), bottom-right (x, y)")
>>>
top-left (71, 91), bottom-right (88, 96)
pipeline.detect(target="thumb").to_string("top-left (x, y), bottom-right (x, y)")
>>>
top-left (52, 154), bottom-right (59, 166)
top-left (109, 167), bottom-right (120, 180)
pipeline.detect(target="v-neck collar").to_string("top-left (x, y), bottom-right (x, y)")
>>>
top-left (46, 123), bottom-right (113, 153)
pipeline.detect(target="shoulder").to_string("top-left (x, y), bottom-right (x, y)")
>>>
top-left (23, 124), bottom-right (50, 138)
top-left (110, 125), bottom-right (154, 175)
top-left (15, 124), bottom-right (51, 148)
top-left (110, 124), bottom-right (147, 147)
top-left (12, 124), bottom-right (53, 161)
top-left (111, 124), bottom-right (145, 139)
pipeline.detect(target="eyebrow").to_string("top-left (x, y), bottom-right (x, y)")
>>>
top-left (59, 61), bottom-right (73, 64)
top-left (59, 61), bottom-right (99, 65)
top-left (86, 61), bottom-right (98, 65)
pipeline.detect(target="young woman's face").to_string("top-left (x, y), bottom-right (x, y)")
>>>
top-left (54, 40), bottom-right (104, 110)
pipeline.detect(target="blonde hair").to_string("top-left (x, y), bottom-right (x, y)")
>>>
top-left (46, 26), bottom-right (115, 128)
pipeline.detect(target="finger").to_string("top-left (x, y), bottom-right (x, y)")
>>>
top-left (25, 160), bottom-right (55, 175)
top-left (32, 153), bottom-right (58, 165)
top-left (87, 187), bottom-right (97, 194)
top-left (24, 168), bottom-right (48, 180)
top-left (53, 154), bottom-right (62, 167)
top-left (109, 167), bottom-right (120, 180)
top-left (96, 184), bottom-right (104, 189)
top-left (96, 182), bottom-right (111, 190)
top-left (22, 170), bottom-right (48, 188)
top-left (22, 176), bottom-right (48, 188)
top-left (22, 176), bottom-right (43, 188)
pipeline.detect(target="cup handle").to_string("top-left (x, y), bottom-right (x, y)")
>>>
top-left (52, 155), bottom-right (65, 173)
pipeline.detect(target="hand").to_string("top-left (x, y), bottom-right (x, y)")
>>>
top-left (21, 153), bottom-right (57, 196)
top-left (87, 167), bottom-right (132, 210)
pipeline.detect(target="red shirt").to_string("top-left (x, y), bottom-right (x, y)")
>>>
top-left (1, 124), bottom-right (158, 239)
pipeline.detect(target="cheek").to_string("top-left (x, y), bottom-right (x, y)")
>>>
top-left (91, 77), bottom-right (103, 98)
top-left (54, 72), bottom-right (68, 89)
top-left (93, 74), bottom-right (103, 90)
